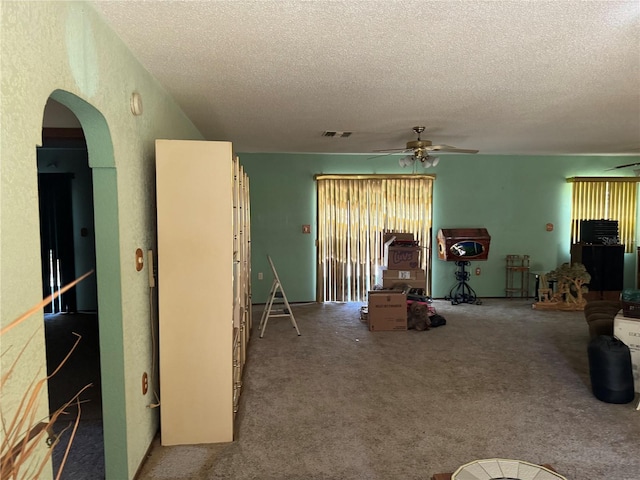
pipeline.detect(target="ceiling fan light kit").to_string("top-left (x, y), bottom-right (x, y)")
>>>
top-left (399, 155), bottom-right (413, 168)
top-left (399, 153), bottom-right (440, 169)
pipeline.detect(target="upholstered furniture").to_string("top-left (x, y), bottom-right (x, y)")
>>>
top-left (584, 299), bottom-right (622, 339)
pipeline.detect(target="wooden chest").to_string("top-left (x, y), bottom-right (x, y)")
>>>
top-left (437, 228), bottom-right (491, 261)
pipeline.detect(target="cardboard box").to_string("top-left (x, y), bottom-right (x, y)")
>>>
top-left (385, 246), bottom-right (421, 270)
top-left (613, 313), bottom-right (640, 393)
top-left (367, 291), bottom-right (407, 331)
top-left (382, 269), bottom-right (426, 289)
top-left (383, 232), bottom-right (418, 268)
top-left (383, 232), bottom-right (415, 245)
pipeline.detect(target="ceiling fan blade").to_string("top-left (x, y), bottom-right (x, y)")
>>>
top-left (372, 147), bottom-right (411, 153)
top-left (368, 152), bottom-right (396, 161)
top-left (605, 161), bottom-right (640, 171)
top-left (428, 145), bottom-right (479, 154)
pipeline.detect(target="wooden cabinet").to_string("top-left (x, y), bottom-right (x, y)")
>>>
top-left (570, 243), bottom-right (624, 301)
top-left (156, 140), bottom-right (251, 446)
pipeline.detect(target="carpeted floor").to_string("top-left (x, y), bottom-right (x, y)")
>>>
top-left (134, 299), bottom-right (640, 480)
top-left (45, 312), bottom-right (105, 480)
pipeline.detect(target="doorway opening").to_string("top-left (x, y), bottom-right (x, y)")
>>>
top-left (38, 99), bottom-right (104, 479)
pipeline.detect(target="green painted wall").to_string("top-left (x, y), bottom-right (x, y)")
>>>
top-left (0, 2), bottom-right (202, 479)
top-left (240, 153), bottom-right (640, 303)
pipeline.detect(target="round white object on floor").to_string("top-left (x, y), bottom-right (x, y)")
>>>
top-left (452, 459), bottom-right (567, 480)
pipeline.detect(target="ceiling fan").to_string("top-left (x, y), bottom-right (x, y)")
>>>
top-left (374, 126), bottom-right (479, 169)
top-left (605, 161), bottom-right (640, 173)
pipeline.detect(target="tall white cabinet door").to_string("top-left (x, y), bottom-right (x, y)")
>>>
top-left (156, 139), bottom-right (234, 445)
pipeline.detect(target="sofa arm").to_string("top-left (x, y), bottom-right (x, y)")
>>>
top-left (584, 300), bottom-right (621, 318)
top-left (586, 312), bottom-right (615, 339)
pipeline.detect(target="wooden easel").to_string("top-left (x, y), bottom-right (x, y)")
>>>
top-left (258, 255), bottom-right (301, 338)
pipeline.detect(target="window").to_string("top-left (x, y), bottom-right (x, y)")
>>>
top-left (315, 174), bottom-right (434, 302)
top-left (568, 177), bottom-right (639, 253)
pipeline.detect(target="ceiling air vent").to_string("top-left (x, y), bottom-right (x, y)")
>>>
top-left (322, 131), bottom-right (353, 138)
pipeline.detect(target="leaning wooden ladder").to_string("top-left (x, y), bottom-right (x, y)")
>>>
top-left (259, 255), bottom-right (301, 338)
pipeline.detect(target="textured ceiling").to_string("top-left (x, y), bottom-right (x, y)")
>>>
top-left (92, 0), bottom-right (640, 155)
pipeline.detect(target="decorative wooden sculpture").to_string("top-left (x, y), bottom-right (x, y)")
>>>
top-left (533, 262), bottom-right (591, 311)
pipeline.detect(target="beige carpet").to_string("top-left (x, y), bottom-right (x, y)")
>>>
top-left (136, 299), bottom-right (640, 480)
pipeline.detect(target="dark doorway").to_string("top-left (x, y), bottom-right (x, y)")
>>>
top-left (38, 116), bottom-right (105, 479)
top-left (39, 173), bottom-right (77, 313)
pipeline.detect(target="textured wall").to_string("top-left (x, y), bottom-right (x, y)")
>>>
top-left (0, 2), bottom-right (202, 479)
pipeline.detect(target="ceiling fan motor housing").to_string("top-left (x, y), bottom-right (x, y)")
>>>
top-left (407, 139), bottom-right (433, 150)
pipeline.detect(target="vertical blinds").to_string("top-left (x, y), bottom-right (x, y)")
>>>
top-left (569, 177), bottom-right (638, 253)
top-left (316, 175), bottom-right (434, 302)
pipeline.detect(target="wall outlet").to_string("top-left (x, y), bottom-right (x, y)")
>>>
top-left (258, 272), bottom-right (263, 280)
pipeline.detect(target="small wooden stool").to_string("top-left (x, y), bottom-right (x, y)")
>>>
top-left (431, 463), bottom-right (557, 480)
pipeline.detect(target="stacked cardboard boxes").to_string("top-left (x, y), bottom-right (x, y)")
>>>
top-left (381, 232), bottom-right (426, 290)
top-left (367, 232), bottom-right (427, 331)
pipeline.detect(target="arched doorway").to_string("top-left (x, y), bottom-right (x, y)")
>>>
top-left (39, 98), bottom-right (103, 478)
top-left (38, 91), bottom-right (128, 479)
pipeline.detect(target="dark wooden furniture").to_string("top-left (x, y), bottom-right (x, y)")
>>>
top-left (571, 243), bottom-right (624, 301)
top-left (437, 228), bottom-right (491, 261)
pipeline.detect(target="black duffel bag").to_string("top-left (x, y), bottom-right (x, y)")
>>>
top-left (587, 335), bottom-right (635, 404)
